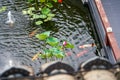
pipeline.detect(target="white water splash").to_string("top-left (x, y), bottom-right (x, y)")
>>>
top-left (6, 11), bottom-right (15, 25)
top-left (9, 60), bottom-right (13, 67)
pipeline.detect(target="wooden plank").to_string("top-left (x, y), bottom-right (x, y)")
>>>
top-left (94, 0), bottom-right (120, 60)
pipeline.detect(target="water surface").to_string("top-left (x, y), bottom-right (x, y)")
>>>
top-left (0, 0), bottom-right (97, 74)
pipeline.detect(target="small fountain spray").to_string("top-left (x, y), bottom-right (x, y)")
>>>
top-left (6, 11), bottom-right (15, 26)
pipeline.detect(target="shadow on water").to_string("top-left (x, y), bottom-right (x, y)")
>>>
top-left (0, 0), bottom-right (97, 74)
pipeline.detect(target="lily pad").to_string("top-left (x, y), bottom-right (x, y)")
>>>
top-left (33, 14), bottom-right (40, 19)
top-left (40, 0), bottom-right (45, 2)
top-left (54, 52), bottom-right (65, 58)
top-left (39, 14), bottom-right (47, 19)
top-left (46, 3), bottom-right (53, 8)
top-left (49, 48), bottom-right (65, 58)
top-left (44, 49), bottom-right (52, 58)
top-left (41, 7), bottom-right (51, 15)
top-left (35, 31), bottom-right (51, 40)
top-left (35, 21), bottom-right (43, 25)
top-left (47, 13), bottom-right (55, 17)
top-left (46, 37), bottom-right (59, 46)
top-left (22, 10), bottom-right (28, 14)
top-left (52, 0), bottom-right (57, 2)
top-left (44, 16), bottom-right (52, 22)
top-left (65, 42), bottom-right (74, 49)
top-left (0, 6), bottom-right (7, 13)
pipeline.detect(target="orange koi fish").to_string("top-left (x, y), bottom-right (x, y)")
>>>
top-left (65, 52), bottom-right (72, 56)
top-left (76, 50), bottom-right (88, 57)
top-left (32, 52), bottom-right (41, 61)
top-left (29, 28), bottom-right (39, 37)
top-left (79, 43), bottom-right (96, 48)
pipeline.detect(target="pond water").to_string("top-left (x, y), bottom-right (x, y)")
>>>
top-left (0, 0), bottom-right (97, 74)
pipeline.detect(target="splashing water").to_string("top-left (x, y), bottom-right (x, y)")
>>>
top-left (5, 11), bottom-right (15, 26)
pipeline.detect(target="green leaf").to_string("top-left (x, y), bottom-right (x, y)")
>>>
top-left (49, 48), bottom-right (65, 58)
top-left (27, 9), bottom-right (33, 15)
top-left (44, 16), bottom-right (52, 22)
top-left (53, 51), bottom-right (65, 58)
top-left (28, 0), bottom-right (33, 2)
top-left (52, 0), bottom-right (57, 2)
top-left (0, 6), bottom-right (7, 13)
top-left (57, 46), bottom-right (63, 50)
top-left (40, 0), bottom-right (45, 2)
top-left (28, 7), bottom-right (35, 10)
top-left (33, 14), bottom-right (40, 19)
top-left (22, 10), bottom-right (28, 14)
top-left (41, 7), bottom-right (51, 15)
top-left (46, 37), bottom-right (59, 46)
top-left (44, 49), bottom-right (52, 58)
top-left (46, 3), bottom-right (53, 8)
top-left (40, 54), bottom-right (46, 59)
top-left (49, 47), bottom-right (58, 53)
top-left (35, 31), bottom-right (51, 40)
top-left (35, 21), bottom-right (43, 25)
top-left (55, 53), bottom-right (65, 58)
top-left (47, 13), bottom-right (55, 17)
top-left (39, 14), bottom-right (47, 19)
top-left (65, 42), bottom-right (74, 49)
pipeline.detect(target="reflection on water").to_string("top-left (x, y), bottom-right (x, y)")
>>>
top-left (0, 0), bottom-right (97, 74)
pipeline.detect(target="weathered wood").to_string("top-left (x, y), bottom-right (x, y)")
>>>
top-left (94, 0), bottom-right (120, 61)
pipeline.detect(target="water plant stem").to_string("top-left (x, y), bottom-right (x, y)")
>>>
top-left (35, 0), bottom-right (39, 10)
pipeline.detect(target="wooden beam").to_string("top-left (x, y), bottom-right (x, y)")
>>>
top-left (94, 0), bottom-right (120, 60)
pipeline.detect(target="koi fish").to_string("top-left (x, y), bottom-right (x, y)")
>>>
top-left (76, 50), bottom-right (88, 57)
top-left (32, 52), bottom-right (41, 61)
top-left (29, 28), bottom-right (39, 37)
top-left (6, 11), bottom-right (15, 26)
top-left (58, 0), bottom-right (63, 3)
top-left (79, 43), bottom-right (96, 48)
top-left (65, 52), bottom-right (72, 56)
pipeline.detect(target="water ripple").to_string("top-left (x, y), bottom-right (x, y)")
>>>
top-left (0, 0), bottom-right (97, 73)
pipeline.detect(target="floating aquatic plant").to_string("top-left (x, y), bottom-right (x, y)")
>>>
top-left (22, 0), bottom-right (62, 25)
top-left (0, 6), bottom-right (7, 13)
top-left (32, 31), bottom-right (74, 61)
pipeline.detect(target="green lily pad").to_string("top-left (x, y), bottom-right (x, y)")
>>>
top-left (49, 48), bottom-right (58, 53)
top-left (40, 54), bottom-right (46, 59)
top-left (46, 3), bottom-right (53, 8)
top-left (40, 0), bottom-right (45, 2)
top-left (44, 16), bottom-right (52, 22)
top-left (39, 14), bottom-right (47, 19)
top-left (35, 21), bottom-right (43, 25)
top-left (57, 46), bottom-right (63, 50)
top-left (27, 9), bottom-right (33, 15)
top-left (52, 0), bottom-right (57, 2)
top-left (47, 13), bottom-right (55, 17)
top-left (44, 49), bottom-right (52, 58)
top-left (35, 31), bottom-right (51, 40)
top-left (41, 7), bottom-right (51, 15)
top-left (33, 14), bottom-right (40, 19)
top-left (22, 10), bottom-right (28, 14)
top-left (65, 42), bottom-right (74, 49)
top-left (49, 48), bottom-right (65, 58)
top-left (28, 7), bottom-right (35, 10)
top-left (28, 0), bottom-right (33, 2)
top-left (54, 53), bottom-right (65, 58)
top-left (46, 37), bottom-right (59, 46)
top-left (0, 6), bottom-right (7, 13)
